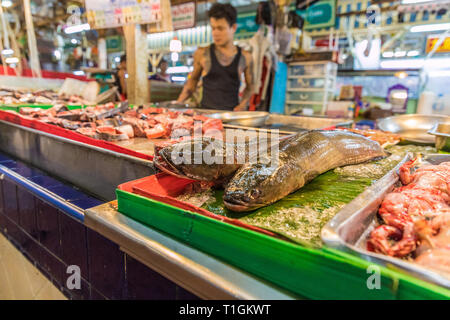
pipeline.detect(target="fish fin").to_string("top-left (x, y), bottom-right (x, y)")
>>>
top-left (360, 152), bottom-right (390, 164)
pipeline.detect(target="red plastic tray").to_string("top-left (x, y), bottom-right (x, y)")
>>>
top-left (0, 110), bottom-right (153, 161)
top-left (117, 173), bottom-right (278, 238)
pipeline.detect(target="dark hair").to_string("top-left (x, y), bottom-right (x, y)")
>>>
top-left (208, 3), bottom-right (237, 26)
top-left (158, 59), bottom-right (168, 67)
top-left (120, 54), bottom-right (126, 63)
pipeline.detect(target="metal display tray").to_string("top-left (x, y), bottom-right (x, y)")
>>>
top-left (218, 113), bottom-right (353, 134)
top-left (0, 120), bottom-right (155, 201)
top-left (322, 153), bottom-right (450, 289)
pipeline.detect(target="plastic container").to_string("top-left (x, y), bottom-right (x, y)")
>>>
top-left (433, 94), bottom-right (450, 116)
top-left (287, 77), bottom-right (334, 89)
top-left (288, 62), bottom-right (337, 77)
top-left (416, 91), bottom-right (436, 115)
top-left (286, 90), bottom-right (334, 102)
top-left (116, 174), bottom-right (450, 299)
top-left (285, 103), bottom-right (325, 115)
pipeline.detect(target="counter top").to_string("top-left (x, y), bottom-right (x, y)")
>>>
top-left (85, 202), bottom-right (300, 300)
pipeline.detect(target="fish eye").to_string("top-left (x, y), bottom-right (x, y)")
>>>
top-left (251, 189), bottom-right (260, 198)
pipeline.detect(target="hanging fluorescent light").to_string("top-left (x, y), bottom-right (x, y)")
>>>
top-left (64, 23), bottom-right (91, 34)
top-left (1, 0), bottom-right (13, 8)
top-left (381, 59), bottom-right (423, 69)
top-left (394, 51), bottom-right (407, 57)
top-left (381, 58), bottom-right (450, 69)
top-left (53, 50), bottom-right (61, 60)
top-left (382, 51), bottom-right (394, 58)
top-left (172, 76), bottom-right (186, 82)
top-left (401, 0), bottom-right (435, 4)
top-left (1, 48), bottom-right (13, 55)
top-left (5, 57), bottom-right (19, 64)
top-left (428, 70), bottom-right (450, 77)
top-left (401, 0), bottom-right (434, 4)
top-left (410, 23), bottom-right (450, 33)
top-left (407, 50), bottom-right (420, 57)
top-left (167, 66), bottom-right (193, 74)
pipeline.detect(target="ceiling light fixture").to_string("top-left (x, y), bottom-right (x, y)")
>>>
top-left (1, 48), bottom-right (13, 55)
top-left (1, 0), bottom-right (13, 8)
top-left (64, 23), bottom-right (91, 34)
top-left (5, 57), bottom-right (19, 64)
top-left (407, 50), bottom-right (420, 57)
top-left (410, 23), bottom-right (450, 33)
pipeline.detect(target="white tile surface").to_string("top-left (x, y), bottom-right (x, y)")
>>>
top-left (0, 233), bottom-right (67, 300)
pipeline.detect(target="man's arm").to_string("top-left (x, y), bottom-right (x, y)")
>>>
top-left (177, 49), bottom-right (204, 103)
top-left (118, 69), bottom-right (127, 96)
top-left (234, 51), bottom-right (254, 111)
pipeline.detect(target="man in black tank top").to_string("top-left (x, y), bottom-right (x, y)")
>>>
top-left (176, 3), bottom-right (254, 111)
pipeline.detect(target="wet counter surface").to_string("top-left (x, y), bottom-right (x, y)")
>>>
top-left (111, 114), bottom-right (353, 157)
top-left (113, 137), bottom-right (157, 157)
top-left (85, 202), bottom-right (300, 300)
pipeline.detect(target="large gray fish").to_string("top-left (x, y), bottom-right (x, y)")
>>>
top-left (154, 136), bottom-right (280, 184)
top-left (223, 130), bottom-right (388, 212)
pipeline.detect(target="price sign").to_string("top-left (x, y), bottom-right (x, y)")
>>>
top-left (171, 2), bottom-right (196, 30)
top-left (85, 0), bottom-right (161, 29)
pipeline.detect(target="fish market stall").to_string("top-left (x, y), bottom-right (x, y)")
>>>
top-left (86, 140), bottom-right (450, 299)
top-left (0, 100), bottom-right (352, 199)
top-left (3, 87), bottom-right (450, 299)
top-left (0, 99), bottom-right (368, 299)
top-left (2, 89), bottom-right (450, 293)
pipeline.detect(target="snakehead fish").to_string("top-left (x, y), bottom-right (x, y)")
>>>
top-left (154, 136), bottom-right (280, 184)
top-left (224, 130), bottom-right (387, 212)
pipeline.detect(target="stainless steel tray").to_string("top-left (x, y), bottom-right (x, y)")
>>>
top-left (377, 114), bottom-right (450, 144)
top-left (207, 111), bottom-right (269, 127)
top-left (220, 114), bottom-right (353, 134)
top-left (322, 153), bottom-right (450, 288)
top-left (0, 120), bottom-right (155, 201)
top-left (428, 122), bottom-right (450, 152)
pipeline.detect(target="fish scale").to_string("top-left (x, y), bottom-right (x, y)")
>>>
top-left (223, 130), bottom-right (387, 212)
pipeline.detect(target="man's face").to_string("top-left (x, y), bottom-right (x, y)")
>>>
top-left (210, 17), bottom-right (236, 47)
top-left (160, 62), bottom-right (168, 73)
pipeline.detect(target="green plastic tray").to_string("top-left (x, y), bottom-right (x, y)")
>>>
top-left (0, 104), bottom-right (86, 113)
top-left (116, 187), bottom-right (450, 299)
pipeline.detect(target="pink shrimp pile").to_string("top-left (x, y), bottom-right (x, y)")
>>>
top-left (368, 159), bottom-right (450, 275)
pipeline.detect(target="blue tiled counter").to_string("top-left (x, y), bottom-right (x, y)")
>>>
top-left (0, 151), bottom-right (295, 300)
top-left (0, 151), bottom-right (200, 300)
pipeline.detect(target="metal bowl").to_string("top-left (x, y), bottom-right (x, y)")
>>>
top-left (207, 111), bottom-right (269, 127)
top-left (428, 122), bottom-right (450, 152)
top-left (377, 114), bottom-right (450, 143)
top-left (156, 100), bottom-right (190, 109)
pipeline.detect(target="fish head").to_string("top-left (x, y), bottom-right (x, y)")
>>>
top-left (224, 162), bottom-right (283, 212)
top-left (154, 137), bottom-right (227, 181)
